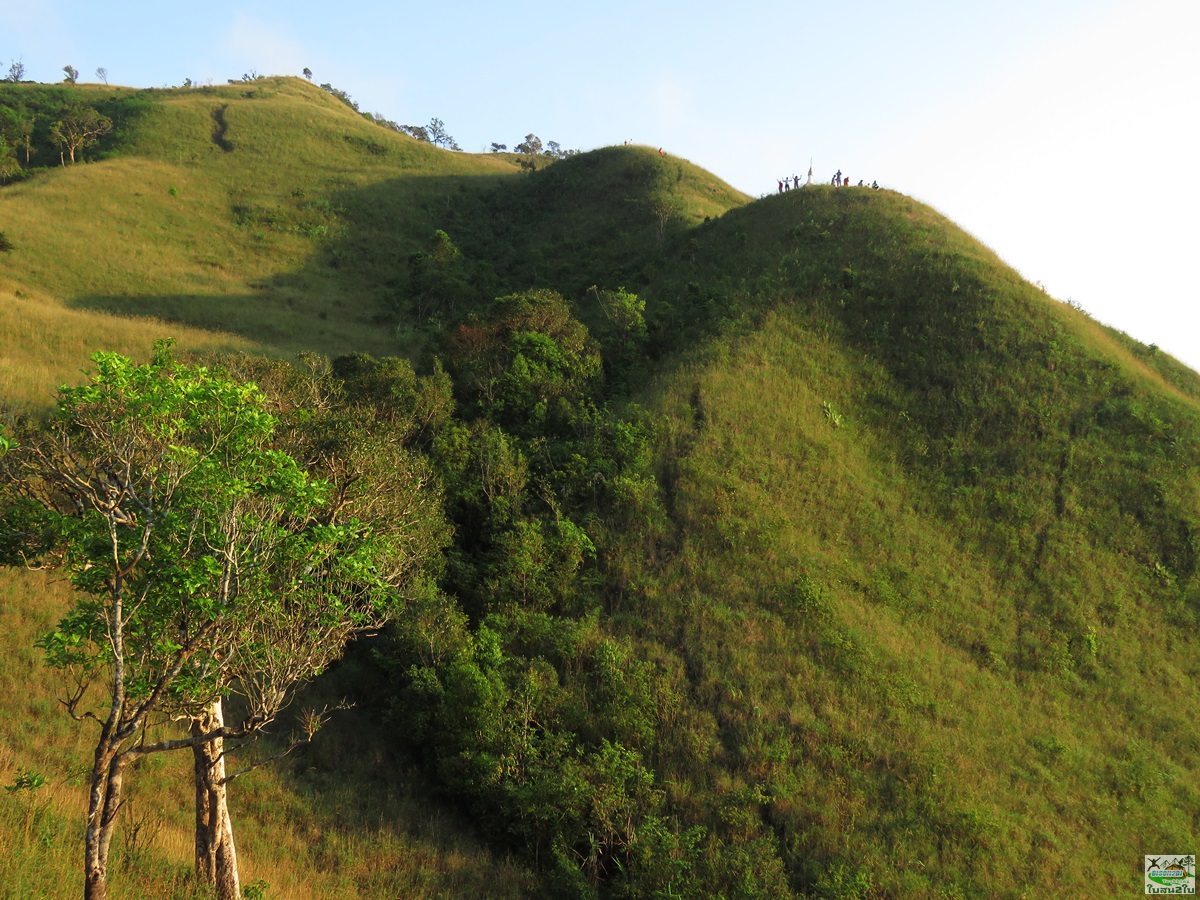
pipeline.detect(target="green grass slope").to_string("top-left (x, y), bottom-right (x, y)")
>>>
top-left (3, 77), bottom-right (1199, 898)
top-left (601, 185), bottom-right (1200, 895)
top-left (0, 77), bottom-right (749, 398)
top-left (0, 78), bottom-right (522, 378)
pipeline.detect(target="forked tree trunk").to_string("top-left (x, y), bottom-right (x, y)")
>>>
top-left (192, 699), bottom-right (241, 900)
top-left (84, 740), bottom-right (130, 900)
top-left (83, 746), bottom-right (116, 900)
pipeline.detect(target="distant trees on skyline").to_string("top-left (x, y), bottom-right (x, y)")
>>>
top-left (0, 68), bottom-right (582, 170)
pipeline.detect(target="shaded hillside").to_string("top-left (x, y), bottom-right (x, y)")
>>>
top-left (2, 76), bottom-right (1199, 899)
top-left (444, 145), bottom-right (749, 297)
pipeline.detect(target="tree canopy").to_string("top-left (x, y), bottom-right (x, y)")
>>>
top-left (0, 342), bottom-right (445, 899)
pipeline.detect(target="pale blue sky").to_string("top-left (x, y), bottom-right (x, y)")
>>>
top-left (5, 0), bottom-right (1198, 370)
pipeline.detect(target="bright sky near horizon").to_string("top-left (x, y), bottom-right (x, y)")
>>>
top-left (5, 0), bottom-right (1198, 370)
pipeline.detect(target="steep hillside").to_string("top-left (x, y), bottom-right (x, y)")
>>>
top-left (0, 77), bottom-right (523, 393)
top-left (606, 186), bottom-right (1200, 895)
top-left (2, 77), bottom-right (1198, 899)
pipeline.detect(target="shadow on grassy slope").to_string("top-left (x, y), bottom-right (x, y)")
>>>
top-left (65, 146), bottom-right (750, 358)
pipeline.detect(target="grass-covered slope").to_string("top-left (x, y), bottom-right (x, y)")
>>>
top-left (3, 76), bottom-right (1199, 898)
top-left (0, 76), bottom-right (749, 402)
top-left (0, 77), bottom-right (520, 394)
top-left (607, 185), bottom-right (1200, 895)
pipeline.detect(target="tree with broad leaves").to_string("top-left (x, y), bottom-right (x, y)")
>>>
top-left (516, 133), bottom-right (543, 156)
top-left (50, 105), bottom-right (113, 164)
top-left (0, 144), bottom-right (18, 184)
top-left (0, 342), bottom-right (443, 900)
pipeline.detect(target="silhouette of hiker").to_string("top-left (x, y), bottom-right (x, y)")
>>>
top-left (778, 179), bottom-right (784, 193)
top-left (835, 169), bottom-right (842, 187)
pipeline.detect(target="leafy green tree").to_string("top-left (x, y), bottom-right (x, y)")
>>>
top-left (62, 65), bottom-right (79, 84)
top-left (0, 105), bottom-right (31, 169)
top-left (50, 105), bottom-right (112, 164)
top-left (443, 289), bottom-right (601, 428)
top-left (407, 229), bottom-right (474, 322)
top-left (0, 142), bottom-right (18, 184)
top-left (590, 285), bottom-right (647, 354)
top-left (0, 344), bottom-right (439, 900)
top-left (516, 133), bottom-right (542, 156)
top-left (302, 67), bottom-right (313, 81)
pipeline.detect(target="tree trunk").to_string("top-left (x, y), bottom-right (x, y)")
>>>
top-left (84, 747), bottom-right (113, 900)
top-left (192, 699), bottom-right (241, 900)
top-left (84, 739), bottom-right (130, 900)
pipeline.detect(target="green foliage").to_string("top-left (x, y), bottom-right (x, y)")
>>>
top-left (3, 342), bottom-right (394, 716)
top-left (0, 342), bottom-right (454, 895)
top-left (406, 229), bottom-right (476, 323)
top-left (5, 768), bottom-right (46, 796)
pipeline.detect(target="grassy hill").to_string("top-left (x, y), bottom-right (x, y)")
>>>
top-left (2, 77), bottom-right (1198, 899)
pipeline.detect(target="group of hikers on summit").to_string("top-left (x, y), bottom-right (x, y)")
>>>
top-left (776, 168), bottom-right (880, 193)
